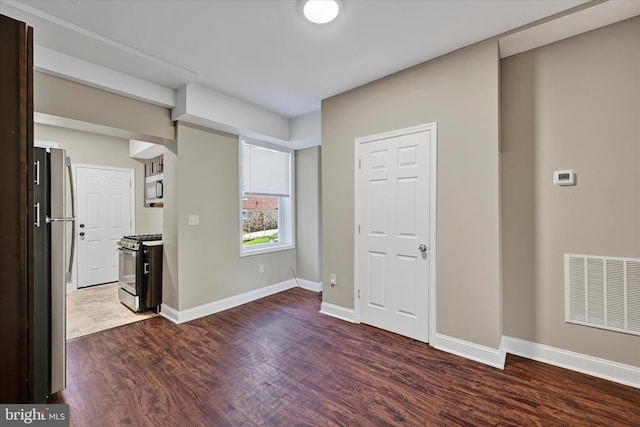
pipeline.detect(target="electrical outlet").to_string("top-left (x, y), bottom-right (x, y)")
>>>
top-left (330, 274), bottom-right (336, 287)
top-left (259, 264), bottom-right (264, 274)
top-left (188, 214), bottom-right (199, 226)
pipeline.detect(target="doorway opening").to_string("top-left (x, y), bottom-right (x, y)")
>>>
top-left (68, 163), bottom-right (155, 339)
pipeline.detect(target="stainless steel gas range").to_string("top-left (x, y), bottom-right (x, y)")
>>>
top-left (117, 234), bottom-right (163, 313)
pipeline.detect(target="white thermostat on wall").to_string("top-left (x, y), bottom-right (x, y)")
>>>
top-left (553, 169), bottom-right (575, 186)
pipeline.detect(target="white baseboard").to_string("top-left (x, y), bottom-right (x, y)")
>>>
top-left (504, 336), bottom-right (640, 389)
top-left (296, 279), bottom-right (323, 292)
top-left (319, 302), bottom-right (356, 323)
top-left (160, 279), bottom-right (297, 324)
top-left (159, 303), bottom-right (179, 323)
top-left (66, 281), bottom-right (76, 293)
top-left (434, 333), bottom-right (506, 369)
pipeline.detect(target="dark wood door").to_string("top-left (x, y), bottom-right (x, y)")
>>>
top-left (0, 13), bottom-right (34, 404)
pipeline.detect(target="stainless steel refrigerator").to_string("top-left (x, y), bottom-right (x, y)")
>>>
top-left (33, 147), bottom-right (75, 402)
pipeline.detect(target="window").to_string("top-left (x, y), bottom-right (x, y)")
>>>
top-left (239, 138), bottom-right (294, 255)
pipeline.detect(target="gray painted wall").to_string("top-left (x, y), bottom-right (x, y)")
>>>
top-left (162, 141), bottom-right (180, 309)
top-left (35, 73), bottom-right (174, 142)
top-left (321, 40), bottom-right (502, 349)
top-left (169, 123), bottom-right (297, 311)
top-left (501, 16), bottom-right (640, 367)
top-left (295, 146), bottom-right (322, 282)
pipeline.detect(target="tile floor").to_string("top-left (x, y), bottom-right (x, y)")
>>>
top-left (66, 283), bottom-right (157, 340)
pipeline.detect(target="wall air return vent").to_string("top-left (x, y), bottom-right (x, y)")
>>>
top-left (565, 254), bottom-right (640, 336)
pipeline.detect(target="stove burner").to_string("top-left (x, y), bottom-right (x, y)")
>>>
top-left (118, 234), bottom-right (163, 251)
top-left (123, 234), bottom-right (163, 242)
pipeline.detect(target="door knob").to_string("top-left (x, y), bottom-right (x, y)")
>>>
top-left (79, 224), bottom-right (85, 228)
top-left (79, 232), bottom-right (85, 237)
top-left (419, 244), bottom-right (427, 252)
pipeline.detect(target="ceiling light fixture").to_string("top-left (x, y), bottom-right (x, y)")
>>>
top-left (302, 0), bottom-right (341, 24)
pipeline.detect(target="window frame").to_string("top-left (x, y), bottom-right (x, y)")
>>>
top-left (239, 137), bottom-right (295, 257)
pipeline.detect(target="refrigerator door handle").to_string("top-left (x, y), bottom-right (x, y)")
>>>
top-left (66, 158), bottom-right (76, 283)
top-left (34, 203), bottom-right (40, 228)
top-left (34, 160), bottom-right (40, 185)
top-left (47, 217), bottom-right (75, 222)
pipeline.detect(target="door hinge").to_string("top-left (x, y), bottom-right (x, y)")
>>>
top-left (130, 181), bottom-right (132, 187)
top-left (358, 289), bottom-right (361, 299)
top-left (358, 225), bottom-right (360, 234)
top-left (358, 159), bottom-right (361, 169)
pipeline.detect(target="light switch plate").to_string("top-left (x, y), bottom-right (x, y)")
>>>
top-left (188, 214), bottom-right (200, 226)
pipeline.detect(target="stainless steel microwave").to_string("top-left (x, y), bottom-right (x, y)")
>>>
top-left (145, 173), bottom-right (163, 206)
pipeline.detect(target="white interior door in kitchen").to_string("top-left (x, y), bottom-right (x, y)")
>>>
top-left (355, 123), bottom-right (436, 343)
top-left (75, 165), bottom-right (134, 288)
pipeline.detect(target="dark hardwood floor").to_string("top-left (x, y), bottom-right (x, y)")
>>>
top-left (51, 287), bottom-right (640, 426)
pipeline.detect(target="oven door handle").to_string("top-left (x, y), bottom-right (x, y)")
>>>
top-left (118, 247), bottom-right (138, 257)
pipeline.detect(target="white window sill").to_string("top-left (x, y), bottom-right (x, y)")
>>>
top-left (240, 243), bottom-right (295, 257)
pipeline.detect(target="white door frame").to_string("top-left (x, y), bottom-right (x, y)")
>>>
top-left (354, 122), bottom-right (438, 344)
top-left (70, 163), bottom-right (136, 292)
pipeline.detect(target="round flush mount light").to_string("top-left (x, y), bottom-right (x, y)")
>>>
top-left (302, 0), bottom-right (342, 24)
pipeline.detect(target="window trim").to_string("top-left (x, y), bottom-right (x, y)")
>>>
top-left (239, 137), bottom-right (295, 257)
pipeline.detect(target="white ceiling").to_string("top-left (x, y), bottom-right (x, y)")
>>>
top-left (1, 0), bottom-right (594, 119)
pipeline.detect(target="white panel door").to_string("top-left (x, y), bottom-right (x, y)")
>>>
top-left (358, 128), bottom-right (431, 342)
top-left (76, 166), bottom-right (133, 288)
